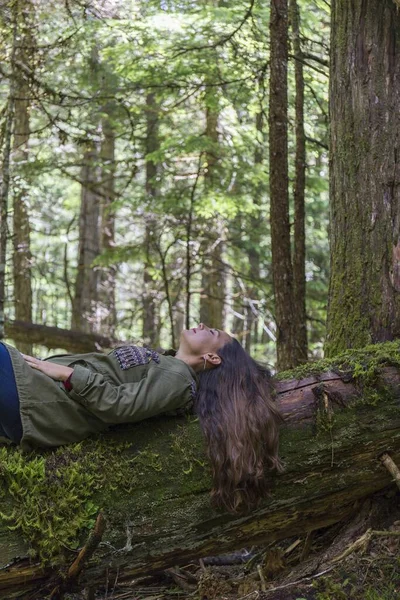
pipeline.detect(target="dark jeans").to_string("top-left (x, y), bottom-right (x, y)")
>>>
top-left (0, 344), bottom-right (23, 443)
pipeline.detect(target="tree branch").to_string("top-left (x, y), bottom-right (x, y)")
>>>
top-left (172, 0), bottom-right (255, 58)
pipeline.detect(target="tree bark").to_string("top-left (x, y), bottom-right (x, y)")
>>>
top-left (142, 93), bottom-right (159, 347)
top-left (245, 108), bottom-right (264, 352)
top-left (12, 0), bottom-right (34, 355)
top-left (200, 91), bottom-right (225, 330)
top-left (71, 143), bottom-right (101, 333)
top-left (290, 0), bottom-right (308, 364)
top-left (98, 109), bottom-right (117, 338)
top-left (269, 0), bottom-right (297, 370)
top-left (71, 45), bottom-right (102, 334)
top-left (1, 355), bottom-right (400, 598)
top-left (326, 0), bottom-right (400, 356)
top-left (0, 3), bottom-right (18, 341)
top-left (0, 120), bottom-right (13, 342)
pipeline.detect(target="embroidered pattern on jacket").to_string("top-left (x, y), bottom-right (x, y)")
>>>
top-left (190, 380), bottom-right (197, 401)
top-left (112, 346), bottom-right (160, 370)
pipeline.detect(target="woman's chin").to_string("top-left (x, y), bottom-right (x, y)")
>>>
top-left (181, 328), bottom-right (195, 337)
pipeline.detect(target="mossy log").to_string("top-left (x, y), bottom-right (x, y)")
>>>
top-left (1, 346), bottom-right (400, 598)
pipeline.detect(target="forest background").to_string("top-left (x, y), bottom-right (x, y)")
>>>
top-left (0, 0), bottom-right (331, 369)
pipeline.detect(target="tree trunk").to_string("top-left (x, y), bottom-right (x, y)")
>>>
top-left (143, 93), bottom-right (159, 347)
top-left (1, 347), bottom-right (400, 598)
top-left (12, 0), bottom-right (34, 355)
top-left (71, 143), bottom-right (101, 333)
top-left (290, 0), bottom-right (308, 364)
top-left (326, 0), bottom-right (400, 356)
top-left (0, 7), bottom-right (17, 341)
top-left (200, 98), bottom-right (225, 329)
top-left (98, 109), bottom-right (117, 338)
top-left (245, 100), bottom-right (266, 353)
top-left (269, 0), bottom-right (297, 370)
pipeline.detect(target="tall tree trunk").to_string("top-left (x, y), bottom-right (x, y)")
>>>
top-left (0, 5), bottom-right (18, 340)
top-left (71, 143), bottom-right (101, 333)
top-left (12, 0), bottom-right (33, 354)
top-left (143, 93), bottom-right (159, 347)
top-left (246, 108), bottom-right (265, 352)
top-left (290, 0), bottom-right (308, 363)
top-left (326, 0), bottom-right (400, 356)
top-left (199, 98), bottom-right (225, 329)
top-left (98, 109), bottom-right (117, 338)
top-left (269, 0), bottom-right (296, 369)
top-left (72, 45), bottom-right (102, 333)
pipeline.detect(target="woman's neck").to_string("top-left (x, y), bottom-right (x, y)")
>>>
top-left (175, 350), bottom-right (202, 372)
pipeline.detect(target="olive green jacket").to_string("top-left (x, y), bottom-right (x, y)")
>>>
top-left (6, 344), bottom-right (197, 452)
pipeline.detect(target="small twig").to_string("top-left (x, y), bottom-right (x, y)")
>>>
top-left (67, 513), bottom-right (106, 579)
top-left (380, 452), bottom-right (400, 490)
top-left (300, 531), bottom-right (314, 561)
top-left (257, 564), bottom-right (267, 592)
top-left (284, 538), bottom-right (301, 556)
top-left (257, 566), bottom-right (337, 596)
top-left (331, 528), bottom-right (400, 564)
top-left (165, 567), bottom-right (196, 591)
top-left (172, 0), bottom-right (255, 58)
top-left (50, 513), bottom-right (106, 599)
top-left (330, 529), bottom-right (372, 563)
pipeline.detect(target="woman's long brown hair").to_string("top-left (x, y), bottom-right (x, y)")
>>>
top-left (195, 338), bottom-right (283, 513)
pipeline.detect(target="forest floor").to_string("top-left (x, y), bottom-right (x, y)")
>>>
top-left (66, 489), bottom-right (400, 600)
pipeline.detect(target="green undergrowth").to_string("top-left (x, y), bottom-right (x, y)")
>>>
top-left (311, 553), bottom-right (400, 600)
top-left (277, 341), bottom-right (400, 405)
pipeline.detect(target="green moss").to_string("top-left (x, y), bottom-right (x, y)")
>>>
top-left (0, 434), bottom-right (175, 565)
top-left (277, 340), bottom-right (400, 387)
top-left (0, 415), bottom-right (215, 566)
top-left (169, 420), bottom-right (207, 475)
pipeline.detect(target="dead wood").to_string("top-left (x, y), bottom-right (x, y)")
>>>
top-left (4, 319), bottom-right (125, 353)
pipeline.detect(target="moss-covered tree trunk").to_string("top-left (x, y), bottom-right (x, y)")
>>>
top-left (326, 0), bottom-right (400, 356)
top-left (1, 344), bottom-right (400, 599)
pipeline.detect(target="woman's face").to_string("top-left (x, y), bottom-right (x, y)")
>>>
top-left (180, 323), bottom-right (232, 356)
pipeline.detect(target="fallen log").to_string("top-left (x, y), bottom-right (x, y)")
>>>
top-left (3, 319), bottom-right (125, 353)
top-left (1, 343), bottom-right (400, 599)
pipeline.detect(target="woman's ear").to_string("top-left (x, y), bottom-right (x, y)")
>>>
top-left (204, 353), bottom-right (222, 367)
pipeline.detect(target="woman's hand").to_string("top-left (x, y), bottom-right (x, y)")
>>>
top-left (22, 354), bottom-right (74, 382)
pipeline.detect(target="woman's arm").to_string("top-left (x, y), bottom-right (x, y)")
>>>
top-left (65, 365), bottom-right (193, 423)
top-left (22, 354), bottom-right (73, 381)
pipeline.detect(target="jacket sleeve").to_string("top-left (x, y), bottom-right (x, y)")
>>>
top-left (67, 364), bottom-right (193, 424)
